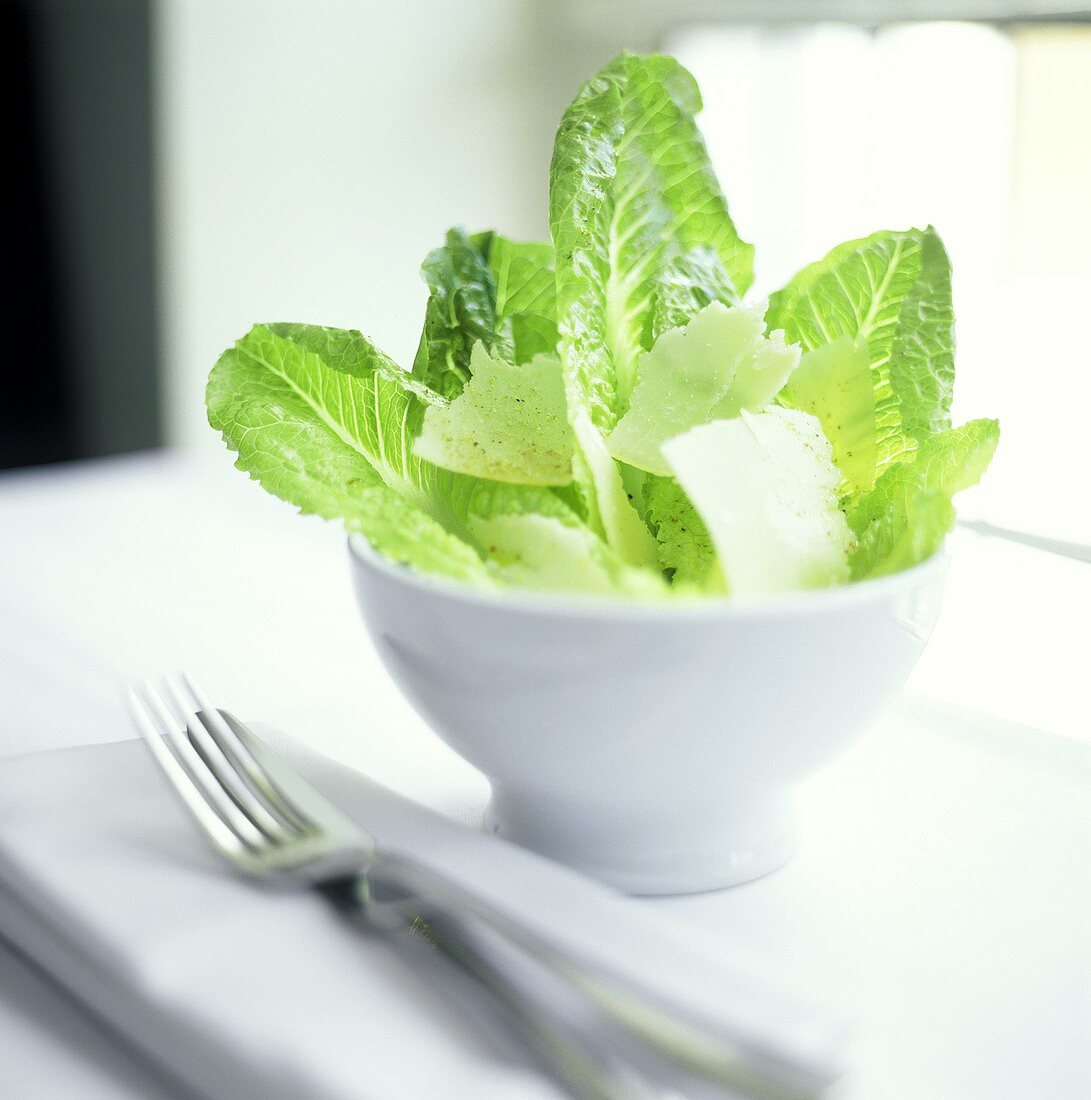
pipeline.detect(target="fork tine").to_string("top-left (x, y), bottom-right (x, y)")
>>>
top-left (127, 686), bottom-right (249, 855)
top-left (162, 675), bottom-right (293, 841)
top-left (135, 680), bottom-right (267, 849)
top-left (182, 672), bottom-right (312, 834)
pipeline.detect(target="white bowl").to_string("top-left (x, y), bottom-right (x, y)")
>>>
top-left (349, 536), bottom-right (946, 895)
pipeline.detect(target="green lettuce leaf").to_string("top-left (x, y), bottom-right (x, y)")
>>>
top-left (488, 236), bottom-right (559, 362)
top-left (550, 52), bottom-right (754, 430)
top-left (643, 475), bottom-right (722, 590)
top-left (848, 418), bottom-right (999, 578)
top-left (411, 229), bottom-right (497, 399)
top-left (508, 314), bottom-right (559, 365)
top-left (546, 53), bottom-right (752, 568)
top-left (887, 229), bottom-right (955, 442)
top-left (207, 324), bottom-right (491, 586)
top-left (650, 247), bottom-right (740, 344)
top-left (606, 301), bottom-right (799, 475)
top-left (414, 344), bottom-right (573, 485)
top-left (662, 408), bottom-right (853, 597)
top-left (228, 324), bottom-right (450, 513)
top-left (411, 230), bottom-right (558, 396)
top-left (467, 480), bottom-right (663, 595)
top-left (210, 323), bottom-right (648, 593)
top-left (490, 237), bottom-right (555, 317)
top-left (569, 410), bottom-right (659, 566)
top-left (768, 226), bottom-right (954, 472)
top-left (851, 488), bottom-right (955, 583)
top-left (207, 56), bottom-right (996, 600)
top-left (778, 334), bottom-right (878, 496)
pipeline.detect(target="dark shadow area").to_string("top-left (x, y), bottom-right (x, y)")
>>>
top-left (0, 0), bottom-right (160, 470)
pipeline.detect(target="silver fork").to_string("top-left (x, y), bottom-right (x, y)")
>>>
top-left (127, 674), bottom-right (839, 1100)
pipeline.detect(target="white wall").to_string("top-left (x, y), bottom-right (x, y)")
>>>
top-left (154, 0), bottom-right (629, 450)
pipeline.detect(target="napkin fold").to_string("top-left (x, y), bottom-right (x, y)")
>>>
top-left (0, 730), bottom-right (843, 1100)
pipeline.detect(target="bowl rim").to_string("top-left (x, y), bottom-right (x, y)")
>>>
top-left (348, 534), bottom-right (948, 621)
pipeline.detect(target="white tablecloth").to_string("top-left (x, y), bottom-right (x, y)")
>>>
top-left (1, 451), bottom-right (1088, 1099)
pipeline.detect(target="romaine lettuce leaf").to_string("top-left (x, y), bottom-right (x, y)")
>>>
top-left (650, 247), bottom-right (740, 345)
top-left (411, 229), bottom-right (559, 394)
top-left (414, 344), bottom-right (573, 485)
top-left (778, 334), bottom-right (878, 495)
top-left (209, 323), bottom-right (647, 593)
top-left (488, 236), bottom-right (559, 363)
top-left (569, 410), bottom-right (659, 566)
top-left (848, 418), bottom-right (999, 578)
top-left (490, 237), bottom-right (555, 318)
top-left (475, 511), bottom-right (661, 593)
top-left (467, 481), bottom-right (663, 596)
top-left (606, 301), bottom-right (799, 475)
top-left (887, 229), bottom-right (955, 442)
top-left (550, 53), bottom-right (753, 430)
top-left (662, 408), bottom-right (853, 597)
top-left (643, 475), bottom-right (722, 591)
top-left (768, 227), bottom-right (954, 472)
top-left (460, 476), bottom-right (661, 594)
top-left (344, 489), bottom-right (497, 588)
top-left (547, 53), bottom-right (753, 568)
top-left (468, 468), bottom-right (652, 593)
top-left (207, 325), bottom-right (492, 586)
top-left (221, 324), bottom-right (449, 512)
top-left (851, 487), bottom-right (955, 583)
top-left (207, 55), bottom-right (996, 600)
top-left (411, 229), bottom-right (497, 399)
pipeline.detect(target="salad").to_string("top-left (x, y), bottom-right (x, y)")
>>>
top-left (207, 53), bottom-right (998, 599)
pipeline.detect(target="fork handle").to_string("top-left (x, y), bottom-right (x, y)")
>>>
top-left (324, 857), bottom-right (833, 1100)
top-left (320, 876), bottom-right (664, 1100)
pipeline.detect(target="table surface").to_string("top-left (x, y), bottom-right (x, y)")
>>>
top-left (1, 451), bottom-right (1088, 1100)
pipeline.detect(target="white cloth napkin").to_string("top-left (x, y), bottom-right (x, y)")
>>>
top-left (0, 729), bottom-right (843, 1100)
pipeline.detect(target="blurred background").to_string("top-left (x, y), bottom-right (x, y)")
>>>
top-left (5, 0), bottom-right (1090, 533)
